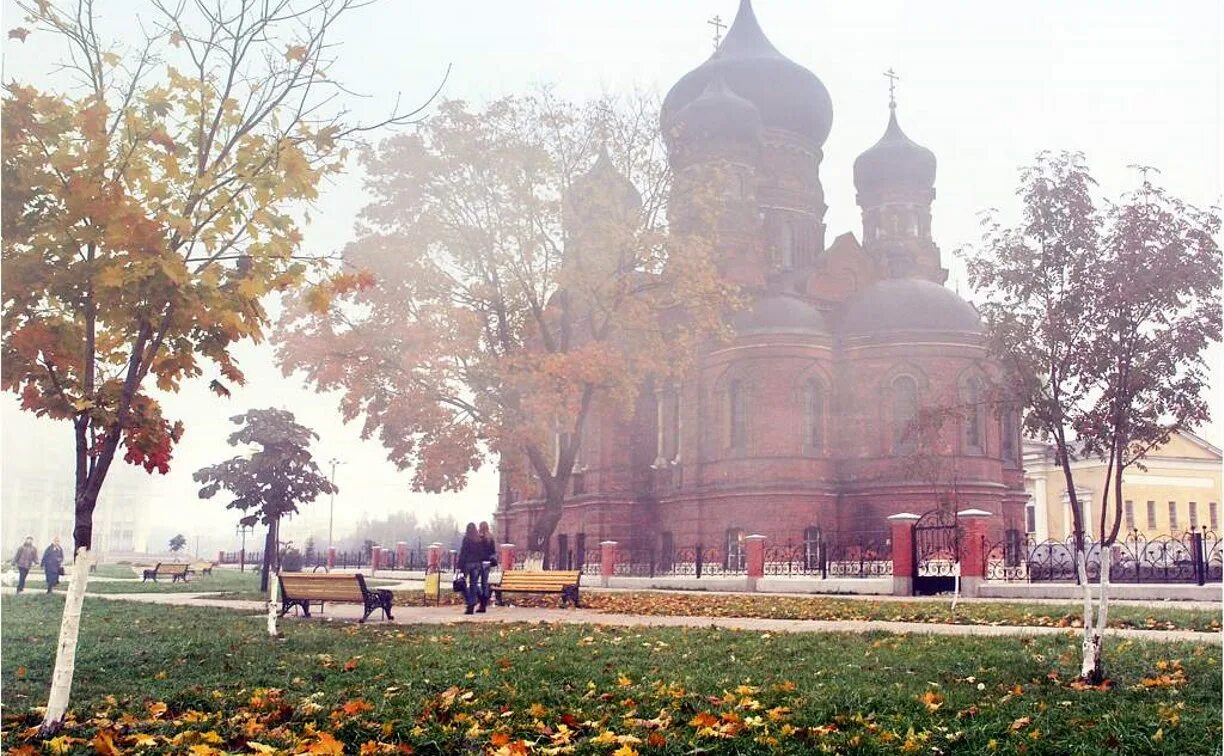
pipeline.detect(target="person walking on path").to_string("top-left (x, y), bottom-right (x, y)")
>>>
top-left (477, 521), bottom-right (497, 609)
top-left (12, 536), bottom-right (38, 593)
top-left (456, 523), bottom-right (496, 615)
top-left (41, 536), bottom-right (64, 594)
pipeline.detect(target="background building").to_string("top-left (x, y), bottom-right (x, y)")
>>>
top-left (1023, 431), bottom-right (1221, 542)
top-left (497, 0), bottom-right (1027, 564)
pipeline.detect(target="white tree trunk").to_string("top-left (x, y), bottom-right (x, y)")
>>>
top-left (266, 569), bottom-right (280, 637)
top-left (1076, 548), bottom-right (1100, 680)
top-left (40, 547), bottom-right (94, 734)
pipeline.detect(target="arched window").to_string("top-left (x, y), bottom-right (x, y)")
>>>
top-left (804, 379), bottom-right (824, 454)
top-left (1001, 408), bottom-right (1019, 464)
top-left (963, 377), bottom-right (984, 454)
top-left (803, 526), bottom-right (823, 572)
top-left (728, 379), bottom-right (746, 451)
top-left (779, 222), bottom-right (795, 269)
top-left (556, 534), bottom-right (569, 570)
top-left (892, 376), bottom-right (918, 453)
top-left (725, 528), bottom-right (745, 571)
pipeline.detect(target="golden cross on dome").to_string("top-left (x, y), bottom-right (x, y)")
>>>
top-left (884, 68), bottom-right (900, 108)
top-left (708, 14), bottom-right (726, 50)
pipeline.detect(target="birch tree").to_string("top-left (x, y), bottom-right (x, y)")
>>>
top-left (1, 0), bottom-right (439, 732)
top-left (963, 152), bottom-right (1221, 682)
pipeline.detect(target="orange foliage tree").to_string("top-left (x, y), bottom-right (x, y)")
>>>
top-left (278, 92), bottom-right (735, 551)
top-left (1, 0), bottom-right (440, 732)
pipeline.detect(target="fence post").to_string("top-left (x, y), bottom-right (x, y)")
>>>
top-left (695, 542), bottom-right (703, 579)
top-left (745, 534), bottom-right (766, 592)
top-left (958, 509), bottom-right (992, 597)
top-left (888, 513), bottom-right (920, 596)
top-left (499, 543), bottom-right (515, 572)
top-left (371, 545), bottom-right (382, 573)
top-left (396, 541), bottom-right (408, 571)
top-left (427, 542), bottom-right (442, 573)
top-left (600, 540), bottom-right (617, 588)
top-left (217, 550), bottom-right (225, 565)
top-left (326, 547), bottom-right (336, 569)
top-left (1192, 531), bottom-right (1206, 586)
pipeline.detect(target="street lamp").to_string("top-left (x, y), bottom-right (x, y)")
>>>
top-left (328, 458), bottom-right (344, 553)
top-left (236, 523), bottom-right (253, 572)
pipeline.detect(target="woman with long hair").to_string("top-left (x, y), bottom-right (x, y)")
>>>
top-left (455, 522), bottom-right (490, 614)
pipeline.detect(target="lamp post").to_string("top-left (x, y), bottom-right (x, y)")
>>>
top-left (236, 524), bottom-right (253, 572)
top-left (327, 458), bottom-right (343, 553)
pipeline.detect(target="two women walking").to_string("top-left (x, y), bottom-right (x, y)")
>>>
top-left (456, 521), bottom-right (497, 614)
top-left (10, 535), bottom-right (63, 594)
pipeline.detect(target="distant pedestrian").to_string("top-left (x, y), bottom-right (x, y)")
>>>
top-left (477, 521), bottom-right (497, 608)
top-left (41, 536), bottom-right (64, 593)
top-left (12, 536), bottom-right (38, 593)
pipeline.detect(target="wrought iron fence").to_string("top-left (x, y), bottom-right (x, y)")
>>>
top-left (984, 529), bottom-right (1222, 585)
top-left (580, 548), bottom-right (602, 576)
top-left (763, 533), bottom-right (892, 578)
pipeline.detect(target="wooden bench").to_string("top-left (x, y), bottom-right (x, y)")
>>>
top-left (188, 561), bottom-right (215, 577)
top-left (278, 572), bottom-right (393, 623)
top-left (493, 570), bottom-right (581, 608)
top-left (141, 563), bottom-right (190, 583)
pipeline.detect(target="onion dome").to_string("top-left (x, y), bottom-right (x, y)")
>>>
top-left (661, 0), bottom-right (833, 147)
top-left (666, 73), bottom-right (764, 149)
top-left (840, 278), bottom-right (980, 340)
top-left (565, 147), bottom-right (642, 222)
top-left (853, 105), bottom-right (936, 199)
top-left (733, 293), bottom-right (830, 337)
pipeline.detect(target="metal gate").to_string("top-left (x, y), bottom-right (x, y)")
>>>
top-left (913, 509), bottom-right (960, 595)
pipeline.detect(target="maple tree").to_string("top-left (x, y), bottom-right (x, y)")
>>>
top-left (168, 533), bottom-right (187, 553)
top-left (195, 409), bottom-right (337, 593)
top-left (962, 151), bottom-right (1221, 682)
top-left (1, 0), bottom-right (441, 732)
top-left (278, 91), bottom-right (735, 552)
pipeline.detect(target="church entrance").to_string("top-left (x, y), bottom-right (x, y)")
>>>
top-left (912, 509), bottom-right (960, 595)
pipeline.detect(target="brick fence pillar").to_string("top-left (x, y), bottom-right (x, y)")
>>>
top-left (600, 541), bottom-right (618, 588)
top-left (371, 545), bottom-right (381, 573)
top-left (326, 546), bottom-right (336, 569)
top-left (499, 543), bottom-right (515, 572)
top-left (744, 534), bottom-right (766, 591)
top-left (217, 550), bottom-right (225, 564)
top-left (427, 542), bottom-right (442, 572)
top-left (396, 541), bottom-right (408, 570)
top-left (958, 509), bottom-right (993, 597)
top-left (888, 513), bottom-right (921, 596)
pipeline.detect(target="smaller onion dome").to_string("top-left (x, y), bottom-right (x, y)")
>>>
top-left (664, 73), bottom-right (763, 150)
top-left (840, 278), bottom-right (980, 340)
top-left (733, 293), bottom-right (830, 337)
top-left (565, 147), bottom-right (642, 222)
top-left (853, 106), bottom-right (936, 199)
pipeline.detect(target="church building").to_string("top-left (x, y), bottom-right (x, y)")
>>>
top-left (496, 0), bottom-right (1027, 564)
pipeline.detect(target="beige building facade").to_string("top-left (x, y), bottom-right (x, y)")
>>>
top-left (1024, 431), bottom-right (1221, 542)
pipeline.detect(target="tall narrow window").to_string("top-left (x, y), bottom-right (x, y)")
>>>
top-left (725, 528), bottom-right (745, 571)
top-left (659, 531), bottom-right (674, 571)
top-left (1124, 500), bottom-right (1135, 531)
top-left (779, 222), bottom-right (795, 269)
top-left (1025, 501), bottom-right (1037, 534)
top-left (729, 380), bottom-right (746, 451)
top-left (803, 526), bottom-right (823, 571)
top-left (963, 377), bottom-right (983, 454)
top-left (1001, 410), bottom-right (1018, 464)
top-left (1146, 500), bottom-right (1157, 530)
top-left (556, 534), bottom-right (569, 570)
top-left (1168, 501), bottom-right (1179, 531)
top-left (805, 380), bottom-right (824, 454)
top-left (1211, 502), bottom-right (1219, 531)
top-left (892, 376), bottom-right (918, 453)
top-left (1189, 501), bottom-right (1199, 530)
top-left (575, 533), bottom-right (587, 568)
top-left (667, 388), bottom-right (681, 460)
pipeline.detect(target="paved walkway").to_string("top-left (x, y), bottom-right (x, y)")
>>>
top-left (79, 590), bottom-right (1222, 644)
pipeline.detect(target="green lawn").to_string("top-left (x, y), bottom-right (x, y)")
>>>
top-left (20, 569), bottom-right (400, 596)
top-left (1, 596), bottom-right (1219, 754)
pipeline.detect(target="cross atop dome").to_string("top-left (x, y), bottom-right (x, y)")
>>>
top-left (884, 67), bottom-right (900, 109)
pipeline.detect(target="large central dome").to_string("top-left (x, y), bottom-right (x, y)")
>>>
top-left (661, 0), bottom-right (833, 147)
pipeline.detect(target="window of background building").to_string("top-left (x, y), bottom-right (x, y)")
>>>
top-left (556, 534), bottom-right (569, 570)
top-left (803, 526), bottom-right (823, 571)
top-left (805, 380), bottom-right (824, 453)
top-left (1001, 410), bottom-right (1018, 464)
top-left (1189, 501), bottom-right (1198, 530)
top-left (725, 528), bottom-right (744, 571)
top-left (892, 376), bottom-right (918, 453)
top-left (962, 377), bottom-right (983, 454)
top-left (659, 531), bottom-right (674, 571)
top-left (1211, 502), bottom-right (1219, 531)
top-left (1025, 502), bottom-right (1037, 534)
top-left (728, 380), bottom-right (746, 451)
top-left (1146, 500), bottom-right (1157, 530)
top-left (1124, 500), bottom-right (1134, 532)
top-left (1168, 501), bottom-right (1178, 531)
top-left (575, 533), bottom-right (586, 568)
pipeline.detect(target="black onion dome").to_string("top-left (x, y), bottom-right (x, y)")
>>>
top-left (661, 0), bottom-right (833, 147)
top-left (733, 293), bottom-right (830, 336)
top-left (667, 73), bottom-right (764, 148)
top-left (840, 279), bottom-right (980, 340)
top-left (853, 106), bottom-right (936, 197)
top-left (566, 147), bottom-right (642, 217)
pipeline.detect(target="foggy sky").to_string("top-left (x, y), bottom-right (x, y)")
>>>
top-left (2, 0), bottom-right (1220, 556)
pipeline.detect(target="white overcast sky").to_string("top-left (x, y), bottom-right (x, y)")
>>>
top-left (2, 1), bottom-right (1220, 554)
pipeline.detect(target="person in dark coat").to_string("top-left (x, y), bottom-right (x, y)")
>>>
top-left (476, 521), bottom-right (497, 609)
top-left (41, 536), bottom-right (64, 594)
top-left (12, 536), bottom-right (38, 593)
top-left (456, 523), bottom-right (497, 614)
